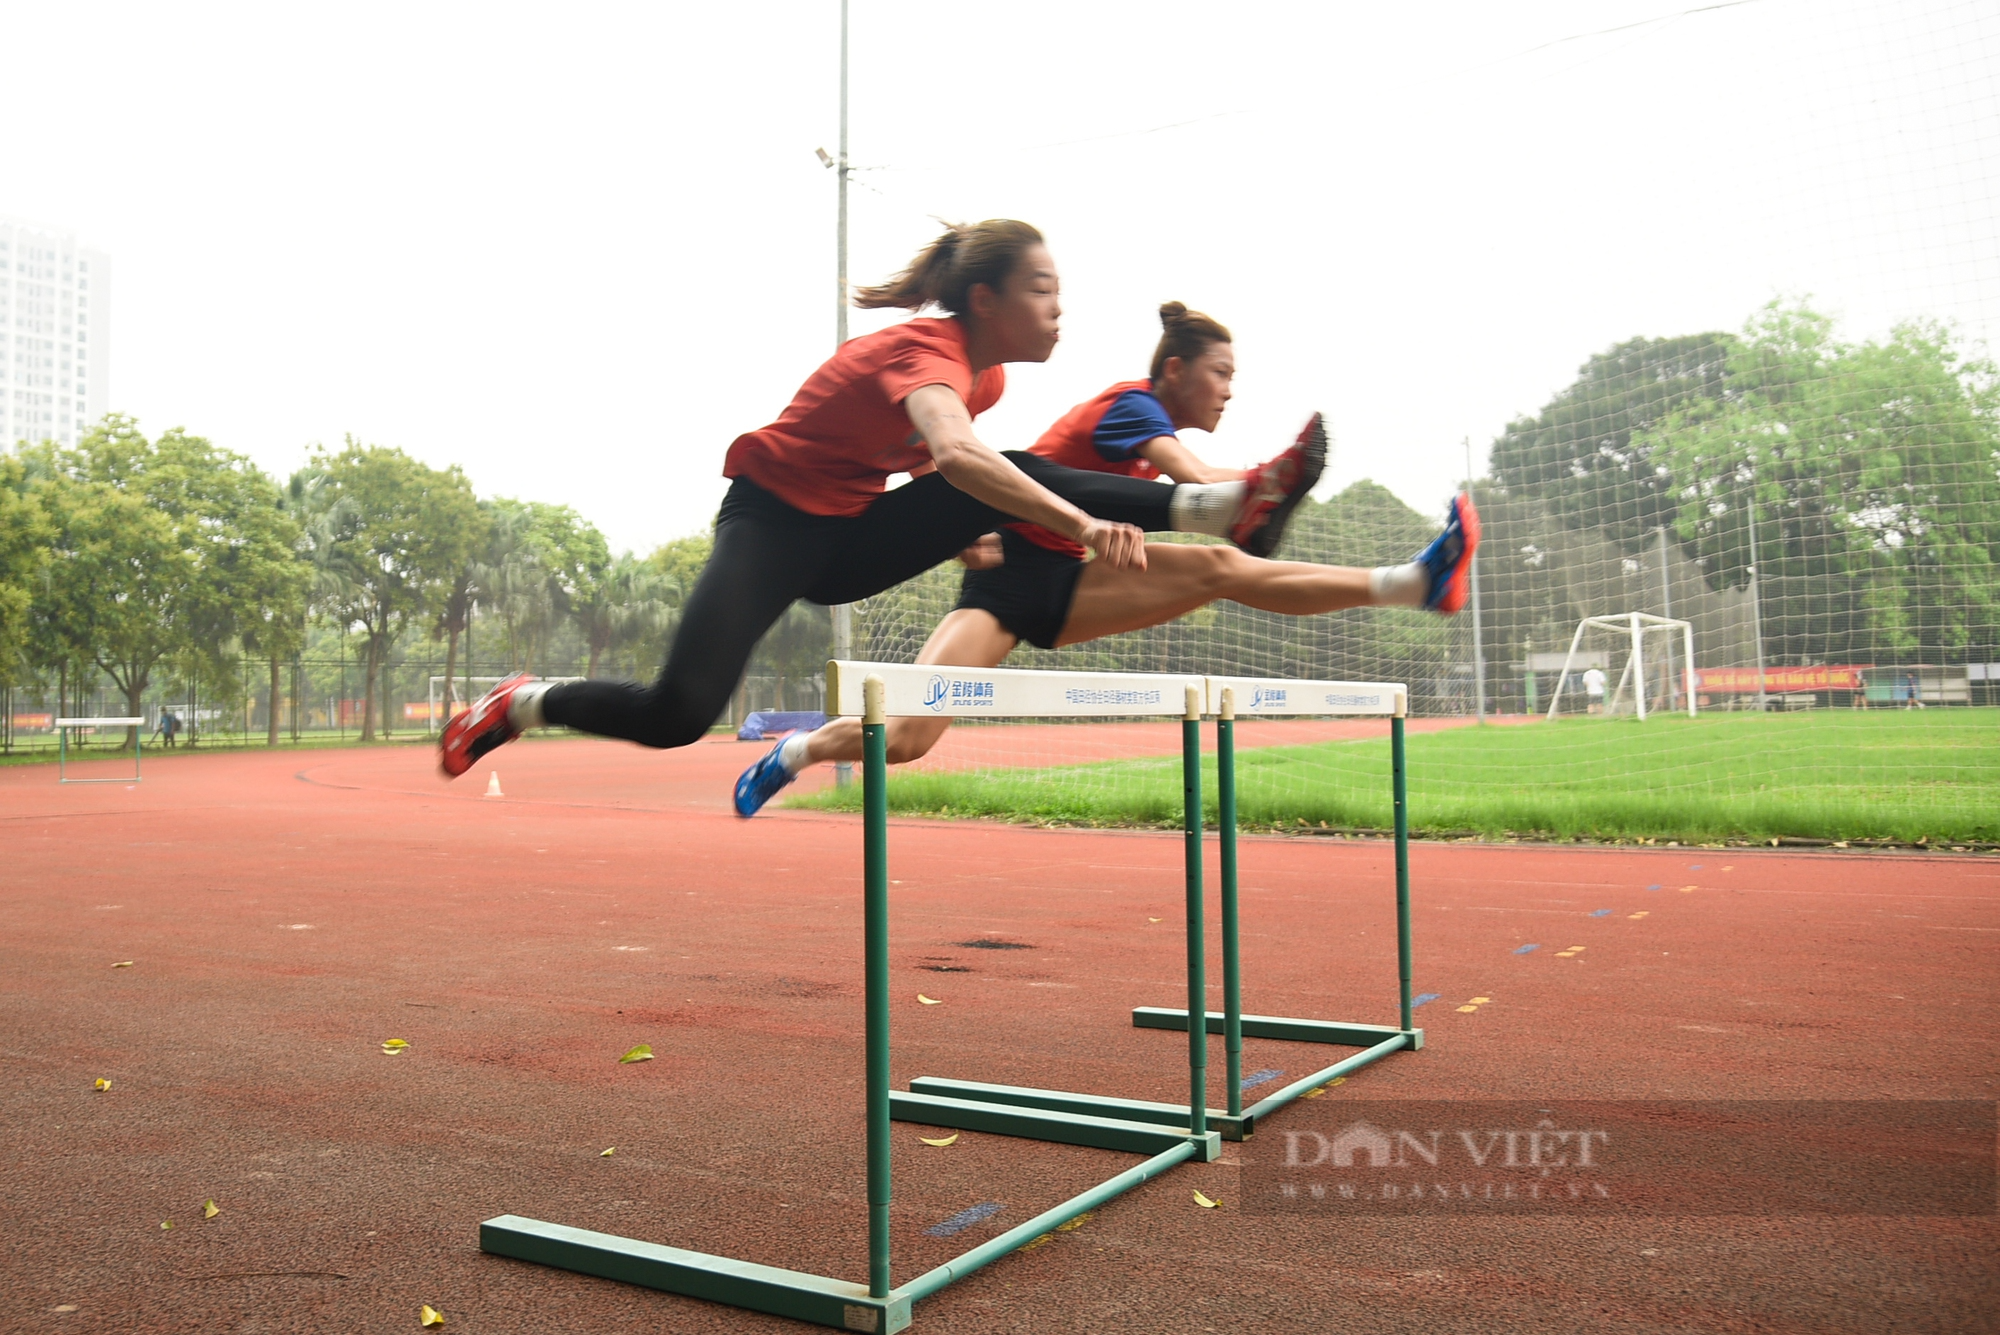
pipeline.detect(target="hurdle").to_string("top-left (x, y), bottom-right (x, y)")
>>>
top-left (56, 717), bottom-right (145, 784)
top-left (481, 661), bottom-right (1418, 1331)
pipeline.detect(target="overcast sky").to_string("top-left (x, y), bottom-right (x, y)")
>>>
top-left (6, 0), bottom-right (1994, 553)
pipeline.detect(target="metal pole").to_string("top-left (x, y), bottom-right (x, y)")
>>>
top-left (1658, 526), bottom-right (1676, 711)
top-left (830, 0), bottom-right (856, 788)
top-left (1631, 612), bottom-right (1648, 722)
top-left (1392, 693), bottom-right (1413, 1033)
top-left (1181, 685), bottom-right (1207, 1138)
top-left (862, 673), bottom-right (891, 1298)
top-left (1684, 621), bottom-right (1698, 718)
top-left (1745, 465), bottom-right (1768, 712)
top-left (1464, 439), bottom-right (1485, 721)
top-left (1217, 689), bottom-right (1241, 1119)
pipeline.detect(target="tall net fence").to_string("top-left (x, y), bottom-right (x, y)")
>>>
top-left (826, 3), bottom-right (2000, 847)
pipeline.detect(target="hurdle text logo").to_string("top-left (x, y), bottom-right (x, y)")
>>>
top-left (924, 675), bottom-right (997, 713)
top-left (1249, 685), bottom-right (1288, 710)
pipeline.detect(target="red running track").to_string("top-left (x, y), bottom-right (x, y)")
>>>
top-left (2, 735), bottom-right (1994, 1333)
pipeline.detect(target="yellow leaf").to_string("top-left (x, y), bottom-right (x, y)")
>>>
top-left (381, 1039), bottom-right (409, 1054)
top-left (160, 1220), bottom-right (172, 1230)
top-left (619, 1044), bottom-right (654, 1063)
top-left (94, 1078), bottom-right (111, 1091)
top-left (420, 1304), bottom-right (445, 1327)
top-left (599, 1147), bottom-right (615, 1157)
top-left (111, 960), bottom-right (134, 968)
top-left (1470, 997), bottom-right (1492, 1004)
top-left (203, 1200), bottom-right (220, 1219)
top-left (917, 994), bottom-right (942, 1005)
top-left (918, 1134), bottom-right (958, 1147)
top-left (1147, 918), bottom-right (1162, 923)
top-left (1192, 1190), bottom-right (1220, 1209)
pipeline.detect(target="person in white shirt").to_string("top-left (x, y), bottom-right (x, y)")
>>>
top-left (1583, 665), bottom-right (1608, 714)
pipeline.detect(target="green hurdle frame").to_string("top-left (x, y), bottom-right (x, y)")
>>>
top-left (482, 667), bottom-right (1417, 1331)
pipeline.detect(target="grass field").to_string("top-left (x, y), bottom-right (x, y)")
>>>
top-left (794, 709), bottom-right (2000, 846)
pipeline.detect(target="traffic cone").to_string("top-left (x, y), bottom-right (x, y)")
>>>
top-left (484, 771), bottom-right (503, 798)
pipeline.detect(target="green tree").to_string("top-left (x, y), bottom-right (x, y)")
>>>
top-left (0, 449), bottom-right (52, 685)
top-left (301, 440), bottom-right (481, 742)
top-left (24, 420), bottom-right (301, 747)
top-left (1489, 331), bottom-right (1738, 545)
top-left (1641, 303), bottom-right (2000, 660)
top-left (575, 551), bottom-right (675, 679)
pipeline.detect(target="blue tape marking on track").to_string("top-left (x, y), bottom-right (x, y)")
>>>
top-left (1646, 884), bottom-right (1663, 891)
top-left (926, 1201), bottom-right (1004, 1237)
top-left (1590, 908), bottom-right (1613, 917)
top-left (1689, 864), bottom-right (1703, 869)
top-left (1514, 943), bottom-right (1541, 954)
top-left (1412, 992), bottom-right (1442, 1007)
top-left (1240, 1068), bottom-right (1284, 1091)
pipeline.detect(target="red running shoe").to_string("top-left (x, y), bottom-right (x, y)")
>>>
top-left (438, 672), bottom-right (533, 778)
top-left (1416, 491), bottom-right (1482, 615)
top-left (1230, 412), bottom-right (1328, 558)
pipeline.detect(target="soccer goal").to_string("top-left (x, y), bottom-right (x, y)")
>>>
top-left (424, 676), bottom-right (581, 734)
top-left (1544, 613), bottom-right (1696, 721)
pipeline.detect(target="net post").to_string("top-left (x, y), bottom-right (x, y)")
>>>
top-left (1216, 688), bottom-right (1242, 1119)
top-left (1181, 684), bottom-right (1207, 1139)
top-left (1391, 688), bottom-right (1413, 1033)
top-left (862, 674), bottom-right (891, 1298)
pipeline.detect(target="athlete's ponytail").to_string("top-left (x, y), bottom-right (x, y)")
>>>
top-left (853, 220), bottom-right (1046, 316)
top-left (1150, 301), bottom-right (1233, 381)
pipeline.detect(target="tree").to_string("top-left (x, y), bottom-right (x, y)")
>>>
top-left (301, 440), bottom-right (480, 742)
top-left (0, 449), bottom-right (52, 686)
top-left (1489, 331), bottom-right (1738, 545)
top-left (477, 499), bottom-right (608, 674)
top-left (1640, 303), bottom-right (2000, 661)
top-left (575, 551), bottom-right (675, 679)
top-left (431, 499), bottom-right (495, 718)
top-left (24, 420), bottom-right (300, 748)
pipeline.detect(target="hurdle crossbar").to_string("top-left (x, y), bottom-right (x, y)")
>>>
top-left (484, 661), bottom-right (1419, 1330)
top-left (55, 717), bottom-right (145, 784)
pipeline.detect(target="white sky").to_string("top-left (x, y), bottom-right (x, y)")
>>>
top-left (6, 0), bottom-right (1995, 554)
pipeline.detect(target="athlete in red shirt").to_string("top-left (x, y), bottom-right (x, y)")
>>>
top-left (735, 302), bottom-right (1479, 808)
top-left (440, 225), bottom-right (1320, 777)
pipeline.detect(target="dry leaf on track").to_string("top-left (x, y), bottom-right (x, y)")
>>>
top-left (619, 1044), bottom-right (654, 1064)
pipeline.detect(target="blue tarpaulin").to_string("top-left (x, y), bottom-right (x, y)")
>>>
top-left (737, 711), bottom-right (827, 742)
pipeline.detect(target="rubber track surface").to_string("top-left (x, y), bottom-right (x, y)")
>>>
top-left (3, 736), bottom-right (1994, 1333)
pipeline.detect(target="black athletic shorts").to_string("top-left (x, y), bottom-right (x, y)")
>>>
top-left (955, 528), bottom-right (1087, 650)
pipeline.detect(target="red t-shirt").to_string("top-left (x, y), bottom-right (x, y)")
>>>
top-left (723, 317), bottom-right (1006, 517)
top-left (1008, 380), bottom-right (1170, 557)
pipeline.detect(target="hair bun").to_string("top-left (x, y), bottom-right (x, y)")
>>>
top-left (1158, 301), bottom-right (1189, 327)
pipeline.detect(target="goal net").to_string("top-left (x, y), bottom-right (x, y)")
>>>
top-left (818, 4), bottom-right (1998, 848)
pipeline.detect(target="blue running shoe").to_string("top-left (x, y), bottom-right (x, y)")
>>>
top-left (733, 740), bottom-right (798, 817)
top-left (1413, 491), bottom-right (1481, 614)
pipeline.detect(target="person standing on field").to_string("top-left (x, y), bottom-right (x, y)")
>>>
top-left (438, 221), bottom-right (1321, 778)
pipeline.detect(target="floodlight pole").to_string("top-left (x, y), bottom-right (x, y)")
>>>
top-left (1464, 439), bottom-right (1486, 722)
top-left (828, 0), bottom-right (855, 784)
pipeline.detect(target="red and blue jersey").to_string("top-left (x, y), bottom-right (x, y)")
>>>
top-left (1010, 380), bottom-right (1177, 556)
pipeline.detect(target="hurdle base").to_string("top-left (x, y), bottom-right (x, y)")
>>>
top-left (1128, 1011), bottom-right (1422, 1138)
top-left (1133, 1006), bottom-right (1424, 1052)
top-left (891, 1090), bottom-right (1222, 1160)
top-left (480, 1215), bottom-right (910, 1332)
top-left (906, 1076), bottom-right (1248, 1140)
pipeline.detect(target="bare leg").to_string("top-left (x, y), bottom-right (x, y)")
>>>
top-left (1057, 543), bottom-right (1373, 646)
top-left (804, 608), bottom-right (1020, 764)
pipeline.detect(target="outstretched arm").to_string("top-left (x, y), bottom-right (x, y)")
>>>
top-left (905, 384), bottom-right (1147, 570)
top-left (1137, 434), bottom-right (1244, 485)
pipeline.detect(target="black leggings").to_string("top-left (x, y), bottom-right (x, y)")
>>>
top-left (542, 453), bottom-right (1177, 748)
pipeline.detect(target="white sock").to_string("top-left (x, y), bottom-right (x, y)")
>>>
top-left (778, 730), bottom-right (816, 774)
top-left (507, 681), bottom-right (551, 730)
top-left (1168, 480), bottom-right (1245, 538)
top-left (1369, 562), bottom-right (1429, 608)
